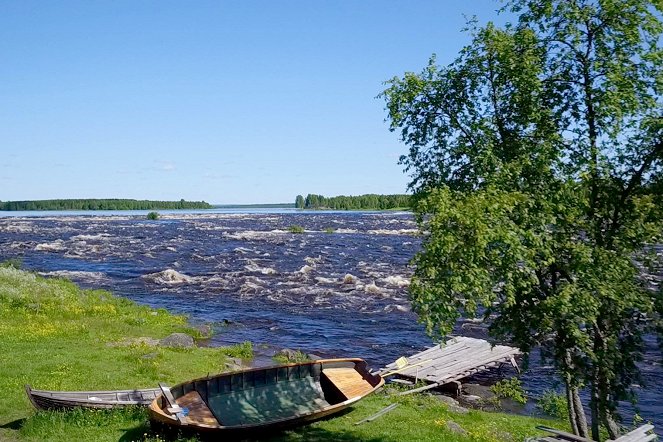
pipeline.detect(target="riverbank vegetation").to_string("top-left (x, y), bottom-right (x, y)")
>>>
top-left (0, 266), bottom-right (564, 441)
top-left (382, 0), bottom-right (663, 439)
top-left (0, 199), bottom-right (212, 211)
top-left (295, 193), bottom-right (411, 210)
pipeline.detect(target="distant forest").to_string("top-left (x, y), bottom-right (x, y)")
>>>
top-left (0, 199), bottom-right (213, 211)
top-left (295, 194), bottom-right (411, 210)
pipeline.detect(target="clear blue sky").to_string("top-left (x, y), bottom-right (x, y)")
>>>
top-left (0, 1), bottom-right (506, 204)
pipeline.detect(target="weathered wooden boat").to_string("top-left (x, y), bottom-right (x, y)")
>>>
top-left (25, 385), bottom-right (161, 410)
top-left (148, 358), bottom-right (383, 435)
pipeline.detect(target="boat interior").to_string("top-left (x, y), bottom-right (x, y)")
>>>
top-left (153, 360), bottom-right (380, 428)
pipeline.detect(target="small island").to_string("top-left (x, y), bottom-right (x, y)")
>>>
top-left (0, 199), bottom-right (213, 211)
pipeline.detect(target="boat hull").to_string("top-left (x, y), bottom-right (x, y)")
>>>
top-left (148, 358), bottom-right (383, 435)
top-left (26, 385), bottom-right (161, 410)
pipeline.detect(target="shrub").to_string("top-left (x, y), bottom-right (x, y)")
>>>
top-left (490, 378), bottom-right (528, 405)
top-left (537, 390), bottom-right (568, 419)
top-left (324, 227), bottom-right (336, 233)
top-left (146, 211), bottom-right (159, 220)
top-left (273, 349), bottom-right (310, 364)
top-left (288, 225), bottom-right (305, 234)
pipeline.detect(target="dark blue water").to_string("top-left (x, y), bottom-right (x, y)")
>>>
top-left (1, 211), bottom-right (660, 429)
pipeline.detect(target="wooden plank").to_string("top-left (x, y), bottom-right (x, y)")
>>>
top-left (323, 368), bottom-right (374, 400)
top-left (536, 426), bottom-right (594, 442)
top-left (610, 424), bottom-right (655, 442)
top-left (159, 383), bottom-right (187, 425)
top-left (176, 391), bottom-right (220, 428)
top-left (423, 349), bottom-right (517, 376)
top-left (404, 348), bottom-right (514, 380)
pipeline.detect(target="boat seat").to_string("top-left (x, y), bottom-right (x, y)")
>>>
top-left (175, 391), bottom-right (221, 428)
top-left (322, 367), bottom-right (374, 400)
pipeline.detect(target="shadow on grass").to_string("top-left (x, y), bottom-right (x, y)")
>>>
top-left (118, 420), bottom-right (151, 442)
top-left (142, 408), bottom-right (399, 442)
top-left (0, 418), bottom-right (25, 430)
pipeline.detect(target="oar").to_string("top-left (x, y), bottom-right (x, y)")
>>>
top-left (354, 403), bottom-right (399, 425)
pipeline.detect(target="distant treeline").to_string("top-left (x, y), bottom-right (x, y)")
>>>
top-left (0, 199), bottom-right (213, 211)
top-left (214, 203), bottom-right (294, 209)
top-left (295, 194), bottom-right (411, 210)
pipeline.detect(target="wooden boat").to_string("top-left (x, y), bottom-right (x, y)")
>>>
top-left (148, 358), bottom-right (383, 434)
top-left (25, 385), bottom-right (161, 410)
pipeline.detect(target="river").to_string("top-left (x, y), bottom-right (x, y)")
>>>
top-left (0, 209), bottom-right (660, 429)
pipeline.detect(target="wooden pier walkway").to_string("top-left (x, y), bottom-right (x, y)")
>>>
top-left (381, 336), bottom-right (521, 392)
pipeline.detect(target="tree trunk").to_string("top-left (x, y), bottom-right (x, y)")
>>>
top-left (591, 372), bottom-right (601, 441)
top-left (602, 411), bottom-right (620, 440)
top-left (573, 387), bottom-right (589, 438)
top-left (566, 379), bottom-right (579, 435)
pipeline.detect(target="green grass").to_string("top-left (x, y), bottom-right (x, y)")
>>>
top-left (0, 267), bottom-right (566, 441)
top-left (272, 350), bottom-right (310, 364)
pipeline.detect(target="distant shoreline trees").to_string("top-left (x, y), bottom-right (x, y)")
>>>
top-left (0, 199), bottom-right (212, 211)
top-left (295, 193), bottom-right (411, 210)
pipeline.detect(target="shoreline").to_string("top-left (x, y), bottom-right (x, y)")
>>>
top-left (0, 266), bottom-right (563, 441)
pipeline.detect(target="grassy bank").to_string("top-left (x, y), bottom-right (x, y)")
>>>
top-left (0, 266), bottom-right (564, 441)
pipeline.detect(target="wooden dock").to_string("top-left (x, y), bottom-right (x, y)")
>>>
top-left (381, 336), bottom-right (521, 392)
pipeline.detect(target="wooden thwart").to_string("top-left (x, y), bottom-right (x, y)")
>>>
top-left (323, 367), bottom-right (375, 400)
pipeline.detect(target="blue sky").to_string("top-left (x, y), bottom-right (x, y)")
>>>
top-left (0, 1), bottom-right (506, 204)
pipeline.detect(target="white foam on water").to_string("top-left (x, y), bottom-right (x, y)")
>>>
top-left (142, 269), bottom-right (193, 284)
top-left (70, 233), bottom-right (112, 241)
top-left (367, 229), bottom-right (418, 235)
top-left (383, 304), bottom-right (410, 313)
top-left (342, 273), bottom-right (359, 284)
top-left (239, 281), bottom-right (263, 294)
top-left (381, 275), bottom-right (411, 288)
top-left (304, 255), bottom-right (323, 265)
top-left (34, 240), bottom-right (66, 252)
top-left (314, 277), bottom-right (336, 284)
top-left (0, 222), bottom-right (34, 233)
top-left (224, 230), bottom-right (287, 241)
top-left (40, 270), bottom-right (107, 283)
top-left (244, 260), bottom-right (277, 275)
top-left (363, 282), bottom-right (381, 294)
top-left (297, 265), bottom-right (314, 274)
top-left (233, 247), bottom-right (254, 254)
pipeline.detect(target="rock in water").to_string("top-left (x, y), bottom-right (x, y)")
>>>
top-left (160, 333), bottom-right (195, 348)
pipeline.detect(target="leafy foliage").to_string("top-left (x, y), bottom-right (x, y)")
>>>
top-left (382, 0), bottom-right (663, 439)
top-left (146, 211), bottom-right (159, 220)
top-left (538, 390), bottom-right (569, 420)
top-left (490, 378), bottom-right (528, 405)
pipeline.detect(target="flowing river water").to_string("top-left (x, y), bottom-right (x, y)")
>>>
top-left (0, 209), bottom-right (660, 429)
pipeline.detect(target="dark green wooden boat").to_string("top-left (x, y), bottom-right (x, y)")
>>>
top-left (148, 358), bottom-right (383, 434)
